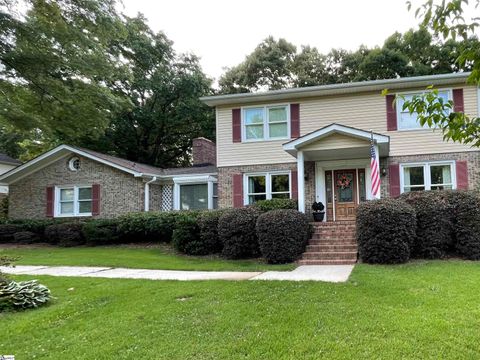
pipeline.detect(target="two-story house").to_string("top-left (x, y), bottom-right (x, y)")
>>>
top-left (1, 72), bottom-right (478, 222)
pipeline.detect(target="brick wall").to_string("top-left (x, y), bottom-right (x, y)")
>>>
top-left (9, 155), bottom-right (147, 219)
top-left (192, 137), bottom-right (216, 166)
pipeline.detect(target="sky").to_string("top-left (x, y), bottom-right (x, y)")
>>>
top-left (121, 0), bottom-right (478, 82)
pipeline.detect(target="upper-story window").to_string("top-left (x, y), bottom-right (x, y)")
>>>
top-left (243, 105), bottom-right (289, 141)
top-left (396, 90), bottom-right (450, 130)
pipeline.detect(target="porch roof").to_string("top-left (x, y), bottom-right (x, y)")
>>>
top-left (282, 123), bottom-right (390, 160)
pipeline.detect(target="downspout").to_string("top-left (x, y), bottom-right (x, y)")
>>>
top-left (144, 176), bottom-right (157, 212)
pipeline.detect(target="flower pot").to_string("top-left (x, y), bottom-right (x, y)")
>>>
top-left (312, 211), bottom-right (325, 222)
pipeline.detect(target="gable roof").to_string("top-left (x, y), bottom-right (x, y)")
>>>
top-left (0, 153), bottom-right (22, 166)
top-left (0, 145), bottom-right (217, 184)
top-left (200, 72), bottom-right (470, 106)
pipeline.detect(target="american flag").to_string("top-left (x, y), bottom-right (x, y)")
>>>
top-left (370, 133), bottom-right (380, 196)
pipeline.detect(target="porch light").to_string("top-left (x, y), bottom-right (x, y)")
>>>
top-left (381, 167), bottom-right (387, 177)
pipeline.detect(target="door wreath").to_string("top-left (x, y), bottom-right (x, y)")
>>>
top-left (336, 174), bottom-right (351, 189)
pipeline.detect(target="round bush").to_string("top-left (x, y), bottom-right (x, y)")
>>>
top-left (0, 224), bottom-right (21, 243)
top-left (256, 209), bottom-right (311, 264)
top-left (13, 231), bottom-right (40, 244)
top-left (197, 210), bottom-right (225, 254)
top-left (252, 198), bottom-right (298, 212)
top-left (218, 207), bottom-right (261, 259)
top-left (450, 191), bottom-right (480, 260)
top-left (82, 219), bottom-right (119, 246)
top-left (171, 212), bottom-right (203, 255)
top-left (45, 222), bottom-right (84, 247)
top-left (357, 199), bottom-right (416, 264)
top-left (400, 191), bottom-right (454, 258)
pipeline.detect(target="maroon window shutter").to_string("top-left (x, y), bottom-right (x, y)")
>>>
top-left (456, 161), bottom-right (468, 190)
top-left (290, 104), bottom-right (300, 138)
top-left (232, 108), bottom-right (241, 143)
top-left (291, 170), bottom-right (298, 199)
top-left (92, 184), bottom-right (100, 216)
top-left (46, 186), bottom-right (54, 217)
top-left (386, 94), bottom-right (397, 131)
top-left (389, 163), bottom-right (400, 198)
top-left (452, 88), bottom-right (464, 113)
top-left (232, 174), bottom-right (243, 208)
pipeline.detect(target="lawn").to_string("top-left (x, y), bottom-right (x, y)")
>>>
top-left (2, 260), bottom-right (480, 359)
top-left (0, 245), bottom-right (295, 272)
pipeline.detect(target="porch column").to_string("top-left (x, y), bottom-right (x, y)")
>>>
top-left (297, 150), bottom-right (305, 213)
top-left (374, 143), bottom-right (381, 199)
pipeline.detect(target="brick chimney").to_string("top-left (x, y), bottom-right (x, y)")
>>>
top-left (192, 137), bottom-right (216, 166)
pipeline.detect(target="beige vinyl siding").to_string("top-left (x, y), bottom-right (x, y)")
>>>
top-left (301, 133), bottom-right (369, 151)
top-left (216, 85), bottom-right (478, 167)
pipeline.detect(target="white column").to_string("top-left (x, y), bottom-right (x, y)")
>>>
top-left (374, 144), bottom-right (381, 199)
top-left (297, 151), bottom-right (305, 213)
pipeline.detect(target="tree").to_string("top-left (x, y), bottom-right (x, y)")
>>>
top-left (399, 0), bottom-right (480, 146)
top-left (0, 0), bottom-right (131, 157)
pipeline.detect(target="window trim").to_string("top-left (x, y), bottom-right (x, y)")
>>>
top-left (395, 89), bottom-right (452, 131)
top-left (172, 175), bottom-right (218, 210)
top-left (243, 171), bottom-right (292, 205)
top-left (54, 185), bottom-right (93, 218)
top-left (399, 160), bottom-right (457, 194)
top-left (241, 104), bottom-right (291, 142)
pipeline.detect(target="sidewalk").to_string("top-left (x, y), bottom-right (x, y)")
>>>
top-left (0, 264), bottom-right (354, 282)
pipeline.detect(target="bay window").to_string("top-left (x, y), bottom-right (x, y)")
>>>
top-left (56, 186), bottom-right (92, 217)
top-left (243, 105), bottom-right (289, 141)
top-left (401, 161), bottom-right (455, 193)
top-left (173, 176), bottom-right (218, 211)
top-left (397, 90), bottom-right (450, 130)
top-left (245, 172), bottom-right (291, 205)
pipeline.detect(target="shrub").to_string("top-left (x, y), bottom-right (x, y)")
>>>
top-left (117, 212), bottom-right (177, 243)
top-left (171, 211), bottom-right (204, 255)
top-left (357, 199), bottom-right (416, 264)
top-left (0, 280), bottom-right (51, 311)
top-left (253, 198), bottom-right (298, 212)
top-left (82, 219), bottom-right (120, 246)
top-left (197, 210), bottom-right (225, 254)
top-left (256, 209), bottom-right (311, 264)
top-left (450, 191), bottom-right (480, 260)
top-left (0, 224), bottom-right (21, 243)
top-left (218, 207), bottom-right (261, 259)
top-left (45, 222), bottom-right (84, 247)
top-left (13, 231), bottom-right (40, 244)
top-left (400, 191), bottom-right (454, 258)
top-left (8, 219), bottom-right (56, 239)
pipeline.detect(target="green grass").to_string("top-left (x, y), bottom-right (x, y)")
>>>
top-left (2, 260), bottom-right (480, 359)
top-left (0, 245), bottom-right (295, 272)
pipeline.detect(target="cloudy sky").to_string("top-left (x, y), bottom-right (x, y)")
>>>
top-left (121, 0), bottom-right (477, 82)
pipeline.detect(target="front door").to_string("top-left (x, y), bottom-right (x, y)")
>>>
top-left (333, 169), bottom-right (357, 221)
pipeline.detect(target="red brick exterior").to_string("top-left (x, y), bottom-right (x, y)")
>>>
top-left (192, 137), bottom-right (216, 166)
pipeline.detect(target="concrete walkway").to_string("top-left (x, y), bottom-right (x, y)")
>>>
top-left (0, 264), bottom-right (354, 282)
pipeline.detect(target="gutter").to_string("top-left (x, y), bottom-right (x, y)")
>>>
top-left (144, 176), bottom-right (157, 212)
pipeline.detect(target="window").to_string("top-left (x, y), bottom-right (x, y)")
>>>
top-left (397, 90), bottom-right (450, 130)
top-left (401, 162), bottom-right (455, 193)
top-left (56, 186), bottom-right (92, 217)
top-left (68, 157), bottom-right (80, 171)
top-left (212, 183), bottom-right (219, 209)
top-left (245, 172), bottom-right (290, 205)
top-left (179, 184), bottom-right (208, 210)
top-left (243, 105), bottom-right (289, 141)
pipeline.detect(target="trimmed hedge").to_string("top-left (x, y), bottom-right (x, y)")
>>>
top-left (117, 212), bottom-right (177, 243)
top-left (171, 211), bottom-right (203, 255)
top-left (256, 209), bottom-right (310, 264)
top-left (400, 191), bottom-right (454, 259)
top-left (0, 224), bottom-right (21, 243)
top-left (450, 191), bottom-right (480, 260)
top-left (253, 198), bottom-right (298, 212)
top-left (357, 199), bottom-right (416, 264)
top-left (45, 222), bottom-right (85, 247)
top-left (218, 207), bottom-right (261, 259)
top-left (82, 219), bottom-right (120, 246)
top-left (197, 210), bottom-right (225, 254)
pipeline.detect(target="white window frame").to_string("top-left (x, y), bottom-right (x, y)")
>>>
top-left (396, 89), bottom-right (452, 131)
top-left (399, 160), bottom-right (457, 194)
top-left (172, 175), bottom-right (218, 210)
top-left (54, 185), bottom-right (92, 217)
top-left (243, 171), bottom-right (292, 205)
top-left (241, 104), bottom-right (290, 142)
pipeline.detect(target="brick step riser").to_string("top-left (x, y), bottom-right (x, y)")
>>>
top-left (298, 259), bottom-right (357, 265)
top-left (302, 252), bottom-right (357, 260)
top-left (308, 241), bottom-right (356, 246)
top-left (310, 236), bottom-right (356, 241)
top-left (306, 245), bottom-right (357, 252)
top-left (312, 227), bottom-right (356, 232)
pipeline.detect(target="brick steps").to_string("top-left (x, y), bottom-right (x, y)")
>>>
top-left (299, 221), bottom-right (358, 265)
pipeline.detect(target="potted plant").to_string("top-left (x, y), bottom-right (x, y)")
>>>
top-left (311, 201), bottom-right (325, 222)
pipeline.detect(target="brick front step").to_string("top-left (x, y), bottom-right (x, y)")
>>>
top-left (308, 239), bottom-right (356, 245)
top-left (310, 234), bottom-right (356, 240)
top-left (297, 259), bottom-right (357, 265)
top-left (302, 251), bottom-right (357, 260)
top-left (306, 244), bottom-right (357, 252)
